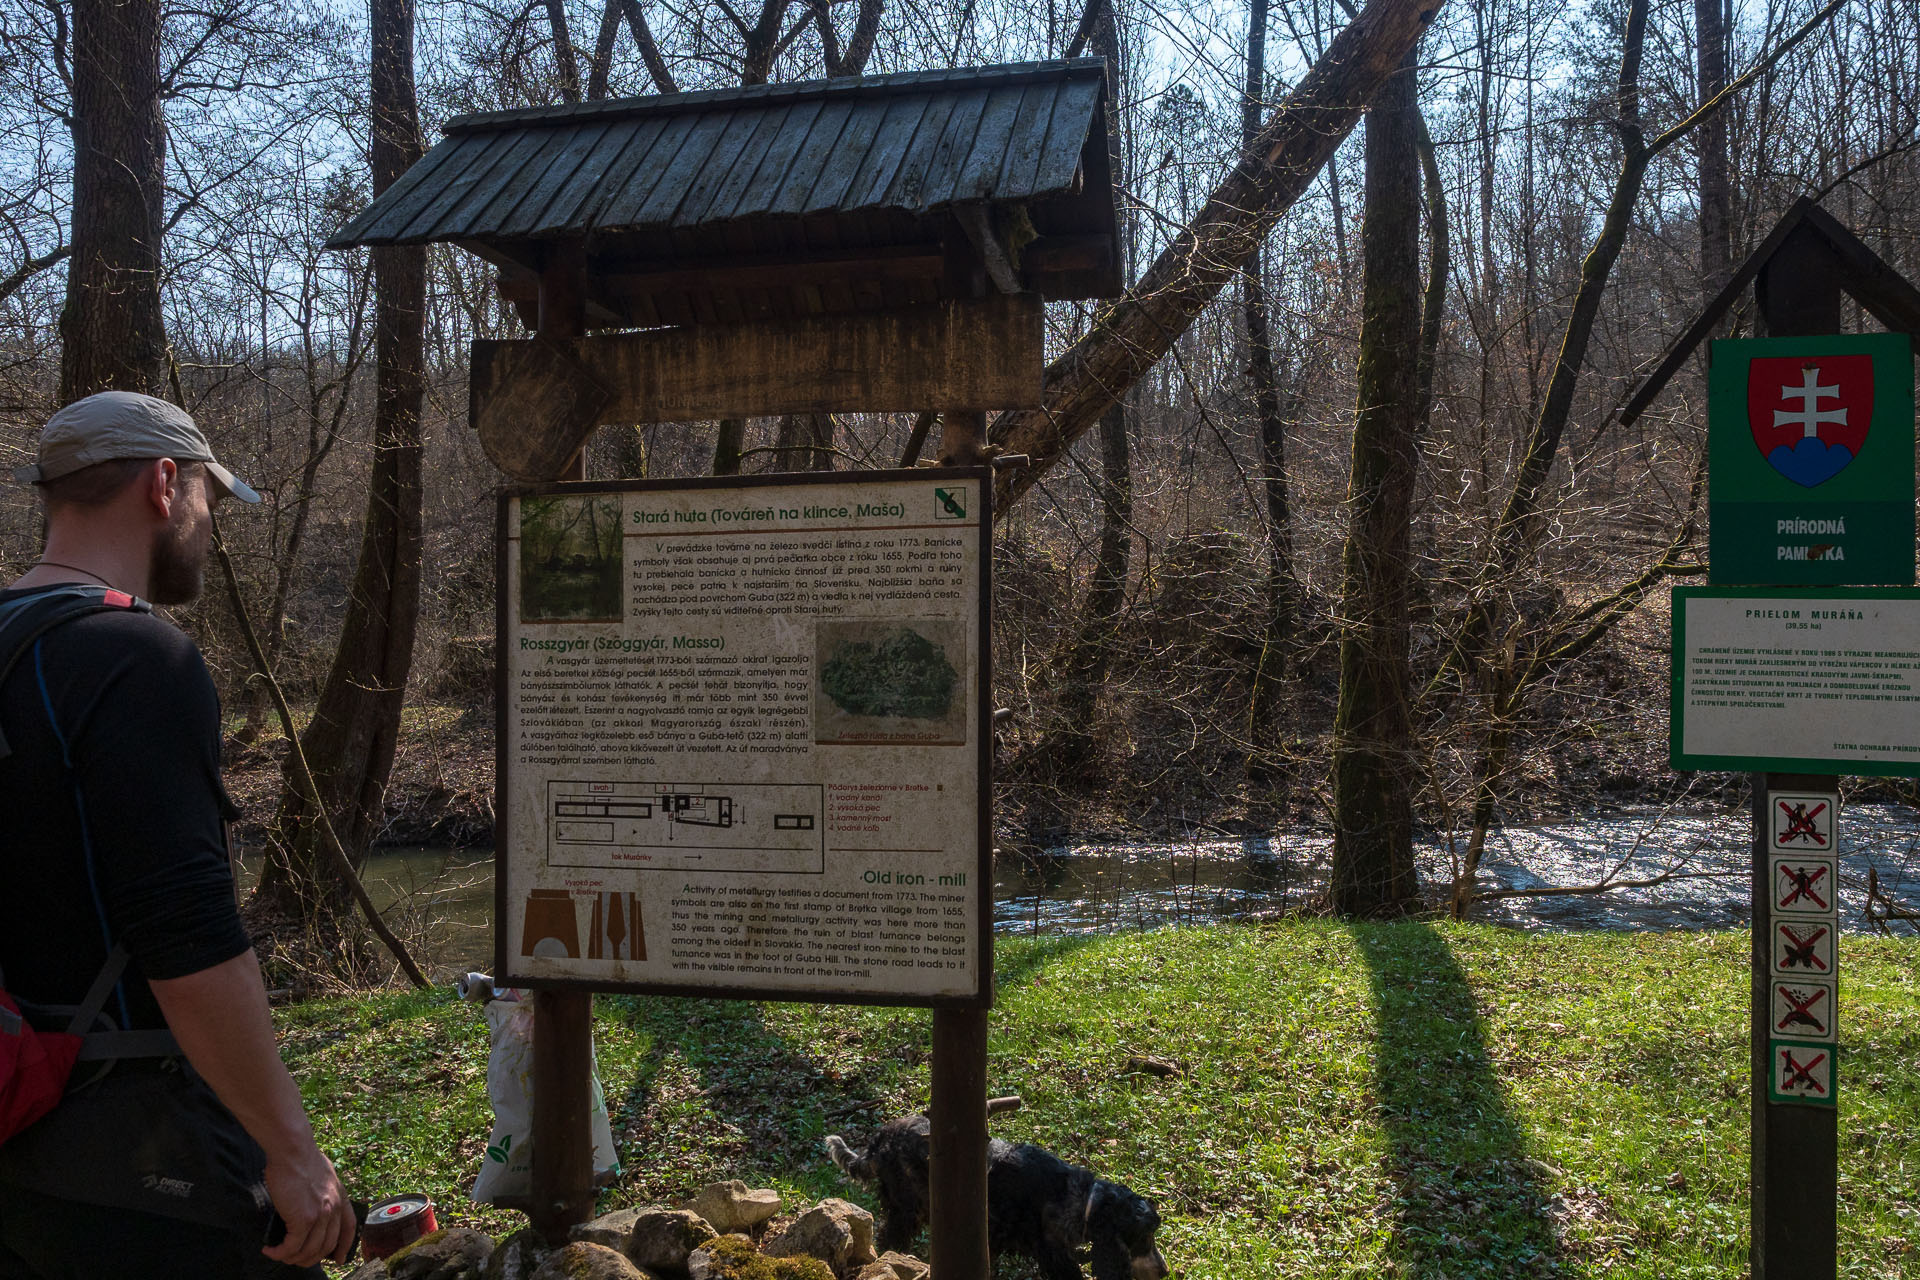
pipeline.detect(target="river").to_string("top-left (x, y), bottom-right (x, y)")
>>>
top-left (284, 805), bottom-right (1920, 975)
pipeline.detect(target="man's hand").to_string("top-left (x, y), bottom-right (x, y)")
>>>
top-left (263, 1149), bottom-right (358, 1266)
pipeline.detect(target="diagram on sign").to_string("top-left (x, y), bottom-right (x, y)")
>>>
top-left (517, 888), bottom-right (648, 962)
top-left (1771, 980), bottom-right (1836, 1040)
top-left (1769, 1040), bottom-right (1836, 1105)
top-left (546, 780), bottom-right (824, 873)
top-left (1771, 856), bottom-right (1837, 916)
top-left (1771, 920), bottom-right (1835, 975)
top-left (1768, 791), bottom-right (1837, 853)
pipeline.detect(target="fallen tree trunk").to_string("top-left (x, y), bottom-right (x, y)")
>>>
top-left (990, 0), bottom-right (1442, 502)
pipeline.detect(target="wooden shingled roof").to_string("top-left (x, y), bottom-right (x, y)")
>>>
top-left (329, 59), bottom-right (1121, 329)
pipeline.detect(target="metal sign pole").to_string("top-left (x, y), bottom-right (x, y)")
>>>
top-left (1748, 228), bottom-right (1840, 1280)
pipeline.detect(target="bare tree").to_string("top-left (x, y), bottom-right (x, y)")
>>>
top-left (253, 0), bottom-right (425, 935)
top-left (1330, 46), bottom-right (1422, 917)
top-left (60, 0), bottom-right (168, 398)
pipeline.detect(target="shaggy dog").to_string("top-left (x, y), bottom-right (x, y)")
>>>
top-left (826, 1116), bottom-right (1168, 1280)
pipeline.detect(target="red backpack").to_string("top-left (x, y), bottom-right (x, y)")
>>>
top-left (0, 586), bottom-right (180, 1144)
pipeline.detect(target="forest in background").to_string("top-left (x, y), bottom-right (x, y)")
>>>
top-left (2, 0), bottom-right (1917, 956)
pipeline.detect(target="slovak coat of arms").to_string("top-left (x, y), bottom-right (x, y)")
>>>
top-left (1747, 353), bottom-right (1874, 488)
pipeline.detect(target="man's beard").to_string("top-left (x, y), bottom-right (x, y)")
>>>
top-left (148, 506), bottom-right (209, 605)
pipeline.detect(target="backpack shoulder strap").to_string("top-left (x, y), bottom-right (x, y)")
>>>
top-left (0, 585), bottom-right (177, 1063)
top-left (0, 585), bottom-right (152, 761)
top-left (60, 945), bottom-right (180, 1061)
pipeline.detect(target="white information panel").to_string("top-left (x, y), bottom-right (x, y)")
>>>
top-left (496, 471), bottom-right (990, 1006)
top-left (1671, 587), bottom-right (1920, 776)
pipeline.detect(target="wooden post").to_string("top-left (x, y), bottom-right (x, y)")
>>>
top-left (930, 1007), bottom-right (990, 1280)
top-left (938, 409), bottom-right (988, 469)
top-left (530, 240), bottom-right (599, 1245)
top-left (930, 408), bottom-right (990, 1280)
top-left (1749, 228), bottom-right (1839, 1280)
top-left (1750, 773), bottom-right (1837, 1278)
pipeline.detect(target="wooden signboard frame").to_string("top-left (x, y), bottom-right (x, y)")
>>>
top-left (492, 468), bottom-right (996, 1009)
top-left (509, 254), bottom-right (1004, 1280)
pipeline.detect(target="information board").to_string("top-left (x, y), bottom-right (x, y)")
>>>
top-left (1707, 333), bottom-right (1914, 585)
top-left (1671, 587), bottom-right (1920, 775)
top-left (495, 470), bottom-right (991, 1006)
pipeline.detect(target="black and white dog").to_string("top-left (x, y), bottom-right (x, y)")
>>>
top-left (826, 1115), bottom-right (1168, 1280)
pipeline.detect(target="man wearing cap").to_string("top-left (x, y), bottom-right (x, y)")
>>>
top-left (0, 392), bottom-right (356, 1277)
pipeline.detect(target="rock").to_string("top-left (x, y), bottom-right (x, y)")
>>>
top-left (344, 1262), bottom-right (390, 1280)
top-left (484, 1229), bottom-right (552, 1280)
top-left (762, 1199), bottom-right (876, 1273)
top-left (572, 1206), bottom-right (651, 1251)
top-left (685, 1236), bottom-right (748, 1280)
top-left (626, 1209), bottom-right (717, 1274)
top-left (388, 1228), bottom-right (496, 1280)
top-left (853, 1252), bottom-right (931, 1280)
top-left (679, 1180), bottom-right (782, 1235)
top-left (876, 1254), bottom-right (927, 1280)
top-left (688, 1236), bottom-right (831, 1280)
top-left (528, 1242), bottom-right (655, 1280)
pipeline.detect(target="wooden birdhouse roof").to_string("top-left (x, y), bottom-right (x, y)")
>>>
top-left (329, 59), bottom-right (1122, 327)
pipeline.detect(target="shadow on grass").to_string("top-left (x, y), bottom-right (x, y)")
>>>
top-left (1352, 922), bottom-right (1560, 1277)
top-left (601, 993), bottom-right (907, 1199)
top-left (993, 929), bottom-right (1100, 990)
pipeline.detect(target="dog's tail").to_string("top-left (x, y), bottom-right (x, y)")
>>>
top-left (824, 1133), bottom-right (876, 1182)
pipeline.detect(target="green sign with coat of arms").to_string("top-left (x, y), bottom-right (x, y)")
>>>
top-left (1708, 332), bottom-right (1915, 586)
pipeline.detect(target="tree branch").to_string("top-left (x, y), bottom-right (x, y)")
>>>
top-left (211, 519), bottom-right (430, 989)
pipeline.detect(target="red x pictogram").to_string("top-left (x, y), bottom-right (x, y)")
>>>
top-left (1778, 863), bottom-right (1830, 910)
top-left (1775, 986), bottom-right (1830, 1034)
top-left (1776, 801), bottom-right (1828, 847)
top-left (1779, 1047), bottom-right (1828, 1094)
top-left (1778, 923), bottom-right (1830, 971)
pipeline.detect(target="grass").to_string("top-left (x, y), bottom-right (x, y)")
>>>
top-left (278, 922), bottom-right (1920, 1278)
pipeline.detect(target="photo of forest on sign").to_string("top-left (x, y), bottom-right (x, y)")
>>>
top-left (519, 495), bottom-right (624, 623)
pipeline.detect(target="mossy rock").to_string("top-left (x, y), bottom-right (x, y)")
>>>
top-left (695, 1235), bottom-right (833, 1280)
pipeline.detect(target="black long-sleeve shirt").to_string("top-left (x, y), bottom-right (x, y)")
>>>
top-left (0, 586), bottom-right (249, 1033)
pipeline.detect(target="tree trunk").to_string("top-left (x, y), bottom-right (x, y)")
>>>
top-left (1695, 0), bottom-right (1731, 297)
top-left (544, 0), bottom-right (582, 101)
top-left (990, 0), bottom-right (1440, 502)
top-left (1330, 48), bottom-right (1422, 918)
top-left (713, 419), bottom-right (745, 474)
top-left (252, 0), bottom-right (426, 935)
top-left (60, 0), bottom-right (167, 401)
top-left (774, 413), bottom-right (833, 470)
top-left (1043, 397), bottom-right (1132, 777)
top-left (1242, 0), bottom-right (1297, 747)
top-left (1027, 0), bottom-right (1134, 778)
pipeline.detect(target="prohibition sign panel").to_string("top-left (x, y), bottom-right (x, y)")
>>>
top-left (1770, 856), bottom-right (1838, 918)
top-left (1770, 979), bottom-right (1837, 1042)
top-left (1768, 1038), bottom-right (1837, 1106)
top-left (1770, 919), bottom-right (1836, 978)
top-left (1766, 791), bottom-right (1838, 854)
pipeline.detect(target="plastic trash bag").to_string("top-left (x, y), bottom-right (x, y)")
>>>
top-left (470, 993), bottom-right (619, 1203)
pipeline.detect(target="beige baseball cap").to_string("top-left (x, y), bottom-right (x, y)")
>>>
top-left (14, 391), bottom-right (261, 502)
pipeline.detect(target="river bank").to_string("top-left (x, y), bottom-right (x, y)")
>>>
top-left (286, 921), bottom-right (1919, 1279)
top-left (220, 697), bottom-right (1920, 858)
